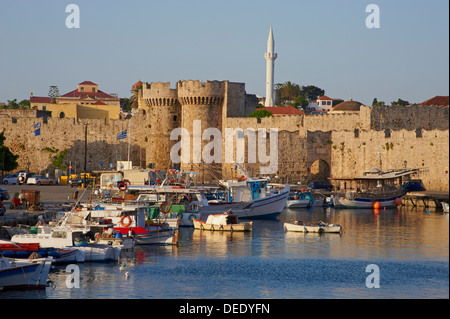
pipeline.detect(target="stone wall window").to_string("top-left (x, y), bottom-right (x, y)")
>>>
top-left (415, 128), bottom-right (422, 138)
top-left (384, 128), bottom-right (391, 138)
top-left (354, 129), bottom-right (359, 138)
top-left (59, 112), bottom-right (65, 119)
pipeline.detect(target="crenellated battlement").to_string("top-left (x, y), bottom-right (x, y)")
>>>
top-left (177, 80), bottom-right (225, 106)
top-left (142, 81), bottom-right (178, 107)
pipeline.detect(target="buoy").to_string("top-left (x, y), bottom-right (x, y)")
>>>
top-left (394, 198), bottom-right (402, 206)
top-left (373, 201), bottom-right (381, 209)
top-left (426, 210), bottom-right (430, 214)
top-left (119, 262), bottom-right (126, 271)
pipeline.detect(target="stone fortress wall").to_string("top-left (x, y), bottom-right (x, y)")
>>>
top-left (1, 81), bottom-right (448, 191)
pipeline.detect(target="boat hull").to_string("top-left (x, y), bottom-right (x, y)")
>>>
top-left (193, 219), bottom-right (252, 232)
top-left (334, 195), bottom-right (401, 208)
top-left (285, 199), bottom-right (310, 208)
top-left (284, 222), bottom-right (341, 233)
top-left (0, 257), bottom-right (53, 290)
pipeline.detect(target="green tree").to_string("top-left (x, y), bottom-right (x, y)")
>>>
top-left (391, 98), bottom-right (410, 106)
top-left (248, 109), bottom-right (273, 118)
top-left (130, 84), bottom-right (142, 109)
top-left (300, 85), bottom-right (325, 101)
top-left (293, 95), bottom-right (309, 109)
top-left (0, 131), bottom-right (19, 173)
top-left (372, 98), bottom-right (386, 107)
top-left (275, 81), bottom-right (301, 104)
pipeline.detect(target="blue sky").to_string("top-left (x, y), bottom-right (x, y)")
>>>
top-left (0, 0), bottom-right (448, 105)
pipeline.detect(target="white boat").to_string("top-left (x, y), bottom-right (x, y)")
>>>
top-left (331, 168), bottom-right (420, 209)
top-left (11, 226), bottom-right (120, 262)
top-left (113, 226), bottom-right (178, 245)
top-left (284, 221), bottom-right (342, 233)
top-left (218, 177), bottom-right (290, 219)
top-left (285, 191), bottom-right (314, 208)
top-left (0, 256), bottom-right (53, 290)
top-left (442, 202), bottom-right (449, 213)
top-left (193, 213), bottom-right (252, 232)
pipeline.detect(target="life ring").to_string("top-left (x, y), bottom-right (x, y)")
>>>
top-left (18, 176), bottom-right (26, 183)
top-left (160, 202), bottom-right (171, 214)
top-left (118, 182), bottom-right (127, 191)
top-left (120, 216), bottom-right (132, 227)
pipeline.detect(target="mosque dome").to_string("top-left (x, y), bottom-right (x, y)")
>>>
top-left (331, 100), bottom-right (363, 112)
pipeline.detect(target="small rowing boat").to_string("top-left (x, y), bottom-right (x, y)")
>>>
top-left (193, 213), bottom-right (252, 232)
top-left (284, 220), bottom-right (342, 233)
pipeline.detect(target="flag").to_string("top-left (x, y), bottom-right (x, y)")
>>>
top-left (34, 122), bottom-right (41, 129)
top-left (33, 128), bottom-right (41, 136)
top-left (116, 129), bottom-right (127, 140)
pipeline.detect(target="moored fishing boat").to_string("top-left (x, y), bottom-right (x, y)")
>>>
top-left (193, 213), bottom-right (252, 232)
top-left (285, 190), bottom-right (314, 208)
top-left (0, 240), bottom-right (83, 264)
top-left (0, 256), bottom-right (53, 290)
top-left (284, 221), bottom-right (342, 233)
top-left (113, 226), bottom-right (178, 245)
top-left (11, 226), bottom-right (120, 262)
top-left (331, 168), bottom-right (420, 209)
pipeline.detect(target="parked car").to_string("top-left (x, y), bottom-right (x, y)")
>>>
top-left (68, 176), bottom-right (94, 187)
top-left (17, 172), bottom-right (35, 184)
top-left (308, 180), bottom-right (334, 192)
top-left (0, 187), bottom-right (10, 200)
top-left (2, 173), bottom-right (19, 185)
top-left (26, 175), bottom-right (56, 185)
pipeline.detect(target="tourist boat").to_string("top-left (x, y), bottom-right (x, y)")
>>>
top-left (442, 202), bottom-right (449, 213)
top-left (193, 213), bottom-right (252, 232)
top-left (285, 191), bottom-right (314, 208)
top-left (0, 256), bottom-right (53, 290)
top-left (0, 239), bottom-right (84, 264)
top-left (284, 221), bottom-right (342, 233)
top-left (10, 226), bottom-right (120, 262)
top-left (331, 168), bottom-right (420, 208)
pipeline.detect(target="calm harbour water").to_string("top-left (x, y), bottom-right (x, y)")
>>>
top-left (2, 206), bottom-right (448, 299)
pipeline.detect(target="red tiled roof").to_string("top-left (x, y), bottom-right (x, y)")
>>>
top-left (132, 81), bottom-right (142, 90)
top-left (93, 101), bottom-right (107, 105)
top-left (30, 96), bottom-right (52, 103)
top-left (263, 106), bottom-right (305, 115)
top-left (79, 81), bottom-right (98, 86)
top-left (60, 89), bottom-right (117, 99)
top-left (419, 96), bottom-right (449, 106)
top-left (317, 95), bottom-right (333, 101)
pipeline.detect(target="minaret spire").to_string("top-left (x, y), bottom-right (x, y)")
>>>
top-left (264, 25), bottom-right (277, 106)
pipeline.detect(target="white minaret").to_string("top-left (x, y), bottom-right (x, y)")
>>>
top-left (264, 26), bottom-right (277, 107)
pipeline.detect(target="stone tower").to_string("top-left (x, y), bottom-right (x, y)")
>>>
top-left (141, 82), bottom-right (181, 169)
top-left (264, 26), bottom-right (277, 107)
top-left (177, 80), bottom-right (226, 182)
